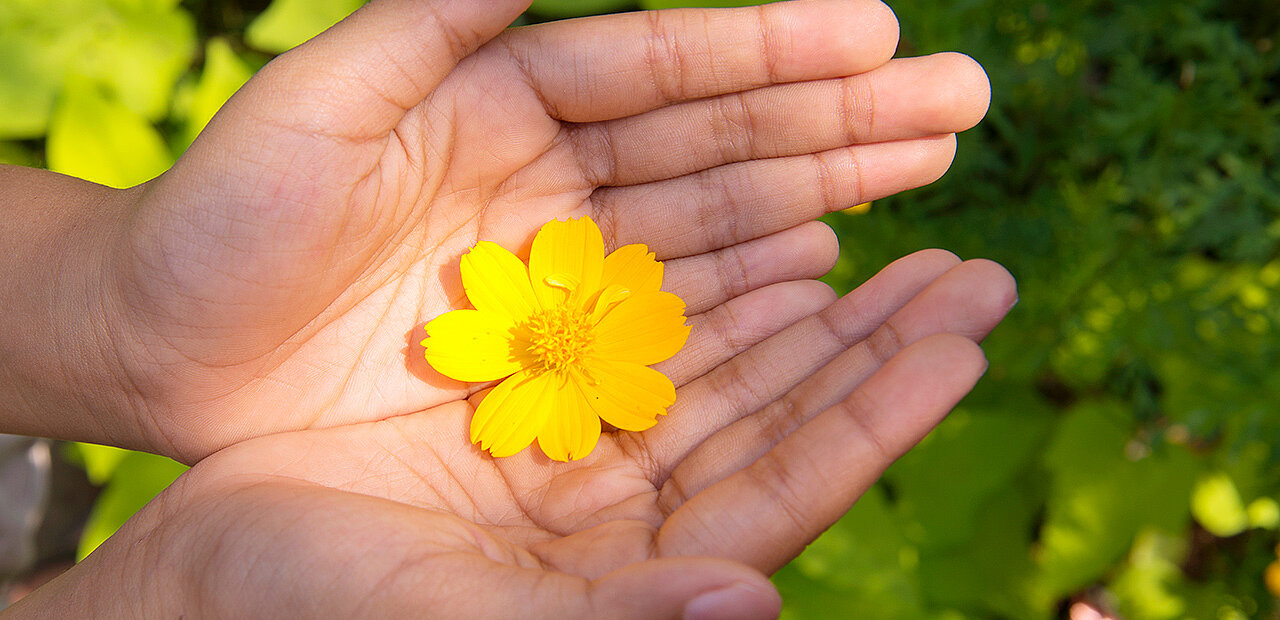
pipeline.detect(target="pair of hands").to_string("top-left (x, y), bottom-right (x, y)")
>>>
top-left (4, 0), bottom-right (1014, 616)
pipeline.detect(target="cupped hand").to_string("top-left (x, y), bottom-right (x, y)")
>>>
top-left (95, 0), bottom-right (992, 461)
top-left (28, 250), bottom-right (1014, 618)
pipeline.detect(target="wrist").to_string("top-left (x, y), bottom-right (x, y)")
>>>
top-left (0, 166), bottom-right (156, 453)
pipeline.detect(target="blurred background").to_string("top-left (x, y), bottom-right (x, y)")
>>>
top-left (1, 0), bottom-right (1277, 617)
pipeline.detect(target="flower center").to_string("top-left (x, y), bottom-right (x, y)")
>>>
top-left (525, 304), bottom-right (595, 375)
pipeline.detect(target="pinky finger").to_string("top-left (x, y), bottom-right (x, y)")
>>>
top-left (654, 334), bottom-right (988, 573)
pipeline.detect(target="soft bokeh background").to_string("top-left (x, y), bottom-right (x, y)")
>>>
top-left (1, 0), bottom-right (1278, 617)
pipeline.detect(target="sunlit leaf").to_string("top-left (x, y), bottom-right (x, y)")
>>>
top-left (1247, 498), bottom-right (1280, 530)
top-left (245, 0), bottom-right (366, 54)
top-left (76, 451), bottom-right (187, 561)
top-left (0, 0), bottom-right (194, 137)
top-left (46, 77), bottom-right (173, 188)
top-left (74, 443), bottom-right (132, 486)
top-left (1191, 472), bottom-right (1250, 537)
top-left (1035, 402), bottom-right (1198, 599)
top-left (774, 485), bottom-right (927, 618)
top-left (172, 37), bottom-right (255, 150)
top-left (1111, 529), bottom-right (1189, 620)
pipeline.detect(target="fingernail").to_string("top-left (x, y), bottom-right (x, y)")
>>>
top-left (683, 582), bottom-right (778, 620)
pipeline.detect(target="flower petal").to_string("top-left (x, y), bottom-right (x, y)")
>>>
top-left (592, 290), bottom-right (691, 365)
top-left (422, 310), bottom-right (520, 382)
top-left (579, 359), bottom-right (676, 432)
top-left (528, 217), bottom-right (605, 309)
top-left (601, 243), bottom-right (663, 294)
top-left (461, 241), bottom-right (538, 323)
top-left (471, 371), bottom-right (556, 458)
top-left (537, 375), bottom-right (602, 462)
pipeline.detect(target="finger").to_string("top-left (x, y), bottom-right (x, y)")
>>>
top-left (234, 0), bottom-right (530, 139)
top-left (501, 0), bottom-right (900, 122)
top-left (662, 220), bottom-right (838, 315)
top-left (658, 259), bottom-right (1017, 498)
top-left (657, 334), bottom-right (989, 572)
top-left (588, 557), bottom-right (781, 620)
top-left (571, 53), bottom-right (990, 187)
top-left (637, 249), bottom-right (963, 473)
top-left (151, 477), bottom-right (780, 620)
top-left (593, 134), bottom-right (958, 259)
top-left (658, 280), bottom-right (837, 388)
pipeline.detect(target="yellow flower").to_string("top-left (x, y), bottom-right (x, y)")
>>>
top-left (422, 216), bottom-right (690, 462)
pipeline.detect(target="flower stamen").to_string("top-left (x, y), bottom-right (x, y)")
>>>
top-left (525, 305), bottom-right (594, 375)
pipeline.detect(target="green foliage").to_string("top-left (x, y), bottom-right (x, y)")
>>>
top-left (74, 448), bottom-right (187, 560)
top-left (630, 0), bottom-right (1280, 617)
top-left (47, 76), bottom-right (175, 188)
top-left (0, 0), bottom-right (194, 138)
top-left (244, 0), bottom-right (366, 54)
top-left (774, 485), bottom-right (928, 618)
top-left (640, 0), bottom-right (779, 8)
top-left (1036, 403), bottom-right (1196, 602)
top-left (529, 0), bottom-right (633, 19)
top-left (800, 0), bottom-right (1280, 616)
top-left (171, 37), bottom-right (255, 149)
top-left (6, 0), bottom-right (1278, 616)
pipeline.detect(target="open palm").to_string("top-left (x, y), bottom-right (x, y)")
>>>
top-left (102, 0), bottom-right (993, 463)
top-left (6, 1), bottom-right (1020, 615)
top-left (58, 245), bottom-right (1015, 617)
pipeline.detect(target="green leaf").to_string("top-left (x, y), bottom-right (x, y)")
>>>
top-left (0, 141), bottom-right (40, 167)
top-left (1110, 529), bottom-right (1190, 620)
top-left (172, 37), bottom-right (255, 150)
top-left (107, 0), bottom-right (183, 11)
top-left (246, 0), bottom-right (367, 54)
top-left (639, 0), bottom-right (778, 8)
top-left (0, 0), bottom-right (194, 137)
top-left (46, 78), bottom-right (173, 188)
top-left (77, 451), bottom-right (187, 560)
top-left (887, 401), bottom-right (1054, 550)
top-left (775, 485), bottom-right (927, 619)
top-left (1191, 472), bottom-right (1250, 537)
top-left (1035, 401), bottom-right (1198, 599)
top-left (74, 443), bottom-right (133, 486)
top-left (528, 0), bottom-right (634, 18)
top-left (915, 480), bottom-right (1048, 619)
top-left (1247, 497), bottom-right (1280, 530)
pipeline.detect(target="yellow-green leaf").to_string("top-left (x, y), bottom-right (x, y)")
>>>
top-left (0, 0), bottom-right (194, 137)
top-left (246, 0), bottom-right (366, 54)
top-left (76, 451), bottom-right (187, 561)
top-left (172, 37), bottom-right (255, 150)
top-left (1191, 472), bottom-right (1249, 537)
top-left (47, 78), bottom-right (173, 188)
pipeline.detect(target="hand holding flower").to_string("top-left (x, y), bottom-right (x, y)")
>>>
top-left (0, 1), bottom-right (1012, 617)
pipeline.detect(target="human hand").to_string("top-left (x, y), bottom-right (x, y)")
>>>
top-left (81, 0), bottom-right (992, 461)
top-left (13, 249), bottom-right (1015, 618)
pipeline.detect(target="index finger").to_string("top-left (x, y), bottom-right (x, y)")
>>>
top-left (499, 0), bottom-right (901, 122)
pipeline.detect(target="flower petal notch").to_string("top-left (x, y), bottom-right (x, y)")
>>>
top-left (423, 216), bottom-right (690, 462)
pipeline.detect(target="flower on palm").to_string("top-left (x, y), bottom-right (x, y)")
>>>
top-left (423, 217), bottom-right (690, 461)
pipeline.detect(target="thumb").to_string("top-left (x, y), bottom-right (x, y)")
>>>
top-left (240, 0), bottom-right (531, 139)
top-left (453, 557), bottom-right (781, 619)
top-left (587, 557), bottom-right (782, 620)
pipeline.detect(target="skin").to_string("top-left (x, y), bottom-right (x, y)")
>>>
top-left (0, 0), bottom-right (1014, 617)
